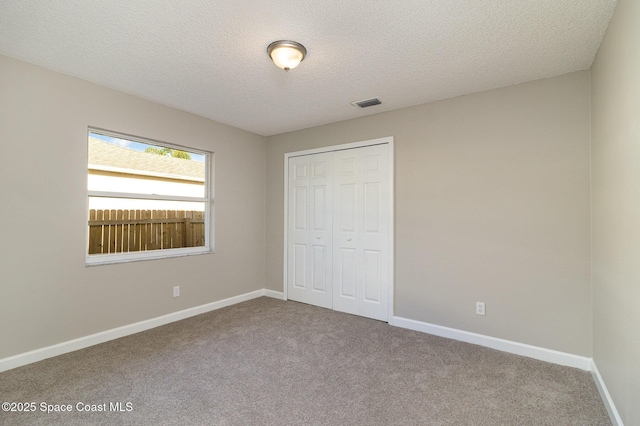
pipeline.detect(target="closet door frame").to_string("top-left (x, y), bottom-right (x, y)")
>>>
top-left (283, 136), bottom-right (395, 324)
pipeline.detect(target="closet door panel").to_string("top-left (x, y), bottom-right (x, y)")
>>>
top-left (287, 153), bottom-right (332, 308)
top-left (333, 144), bottom-right (389, 321)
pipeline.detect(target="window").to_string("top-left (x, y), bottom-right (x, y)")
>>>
top-left (87, 129), bottom-right (212, 265)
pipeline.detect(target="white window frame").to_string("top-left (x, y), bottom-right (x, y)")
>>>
top-left (86, 128), bottom-right (213, 266)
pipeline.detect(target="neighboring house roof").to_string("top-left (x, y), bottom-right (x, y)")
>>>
top-left (88, 137), bottom-right (205, 181)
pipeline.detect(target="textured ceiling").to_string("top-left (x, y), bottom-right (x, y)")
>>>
top-left (0, 1), bottom-right (617, 136)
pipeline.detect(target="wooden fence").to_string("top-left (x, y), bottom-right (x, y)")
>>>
top-left (88, 210), bottom-right (205, 254)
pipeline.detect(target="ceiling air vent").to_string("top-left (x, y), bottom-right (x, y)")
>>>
top-left (351, 98), bottom-right (382, 108)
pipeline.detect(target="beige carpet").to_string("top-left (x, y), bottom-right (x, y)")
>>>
top-left (0, 297), bottom-right (610, 425)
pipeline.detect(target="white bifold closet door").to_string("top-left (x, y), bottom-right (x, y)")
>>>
top-left (287, 143), bottom-right (390, 321)
top-left (287, 152), bottom-right (334, 309)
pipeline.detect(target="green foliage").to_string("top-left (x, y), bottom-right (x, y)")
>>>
top-left (171, 150), bottom-right (191, 160)
top-left (145, 146), bottom-right (191, 160)
top-left (145, 147), bottom-right (171, 156)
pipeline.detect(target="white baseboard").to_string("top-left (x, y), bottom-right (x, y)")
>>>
top-left (1, 290), bottom-right (622, 426)
top-left (393, 316), bottom-right (592, 371)
top-left (264, 289), bottom-right (285, 300)
top-left (0, 289), bottom-right (270, 373)
top-left (591, 360), bottom-right (624, 426)
top-left (394, 316), bottom-right (625, 423)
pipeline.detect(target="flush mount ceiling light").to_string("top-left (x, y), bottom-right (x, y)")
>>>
top-left (267, 40), bottom-right (307, 71)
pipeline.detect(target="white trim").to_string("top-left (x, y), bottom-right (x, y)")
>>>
top-left (393, 316), bottom-right (592, 371)
top-left (591, 360), bottom-right (624, 426)
top-left (86, 127), bottom-right (213, 266)
top-left (286, 137), bottom-right (393, 158)
top-left (0, 289), bottom-right (621, 426)
top-left (283, 136), bottom-right (395, 321)
top-left (264, 289), bottom-right (286, 300)
top-left (87, 190), bottom-right (207, 203)
top-left (387, 139), bottom-right (395, 325)
top-left (86, 246), bottom-right (212, 266)
top-left (283, 152), bottom-right (289, 301)
top-left (0, 289), bottom-right (268, 373)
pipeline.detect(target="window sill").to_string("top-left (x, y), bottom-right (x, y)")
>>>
top-left (86, 246), bottom-right (213, 266)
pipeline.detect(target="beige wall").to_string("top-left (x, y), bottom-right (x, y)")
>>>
top-left (266, 71), bottom-right (592, 356)
top-left (0, 53), bottom-right (595, 364)
top-left (0, 55), bottom-right (267, 359)
top-left (591, 0), bottom-right (640, 423)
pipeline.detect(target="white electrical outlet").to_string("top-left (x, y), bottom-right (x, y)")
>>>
top-left (476, 302), bottom-right (485, 316)
top-left (173, 286), bottom-right (180, 297)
